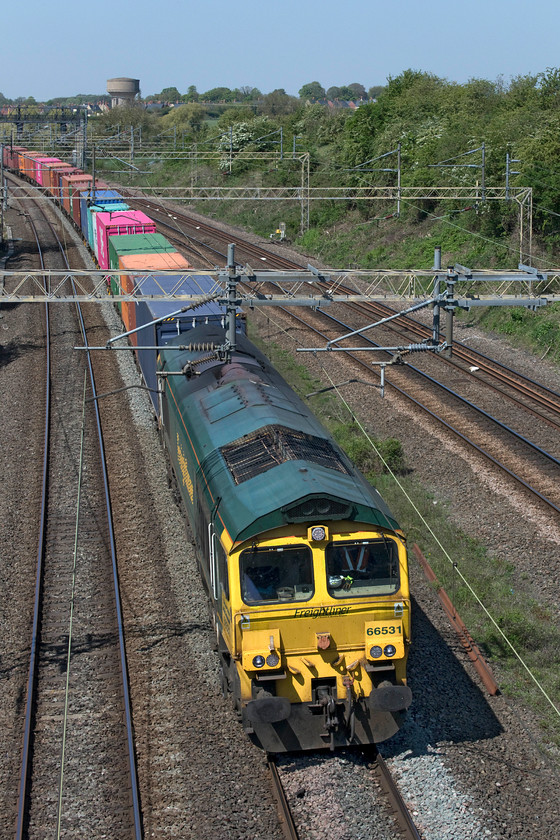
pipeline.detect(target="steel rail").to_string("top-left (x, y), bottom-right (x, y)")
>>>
top-left (266, 301), bottom-right (560, 517)
top-left (14, 202), bottom-right (51, 840)
top-left (53, 214), bottom-right (144, 840)
top-left (318, 306), bottom-right (560, 470)
top-left (120, 193), bottom-right (560, 492)
top-left (129, 200), bottom-right (560, 499)
top-left (13, 181), bottom-right (143, 839)
top-left (356, 298), bottom-right (560, 425)
top-left (267, 757), bottom-right (300, 840)
top-left (369, 749), bottom-right (423, 840)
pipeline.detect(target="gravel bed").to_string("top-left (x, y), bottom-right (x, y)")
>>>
top-left (277, 751), bottom-right (405, 840)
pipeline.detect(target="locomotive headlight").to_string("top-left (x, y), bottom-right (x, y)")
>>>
top-left (384, 644), bottom-right (397, 658)
top-left (252, 655), bottom-right (266, 668)
top-left (266, 652), bottom-right (280, 667)
top-left (369, 645), bottom-right (383, 659)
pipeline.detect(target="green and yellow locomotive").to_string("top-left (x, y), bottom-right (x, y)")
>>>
top-left (158, 325), bottom-right (412, 751)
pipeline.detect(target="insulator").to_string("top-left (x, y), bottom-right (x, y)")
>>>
top-left (181, 351), bottom-right (220, 377)
top-left (187, 342), bottom-right (217, 351)
top-left (183, 294), bottom-right (219, 312)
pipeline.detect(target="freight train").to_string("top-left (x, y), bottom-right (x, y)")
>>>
top-left (4, 145), bottom-right (413, 751)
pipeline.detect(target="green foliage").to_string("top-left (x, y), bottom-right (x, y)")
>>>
top-left (217, 107), bottom-right (257, 130)
top-left (481, 607), bottom-right (558, 660)
top-left (183, 85), bottom-right (199, 103)
top-left (151, 86), bottom-right (181, 102)
top-left (325, 424), bottom-right (405, 477)
top-left (537, 67), bottom-right (560, 108)
top-left (200, 86), bottom-right (236, 102)
top-left (472, 302), bottom-right (560, 361)
top-left (299, 81), bottom-right (326, 101)
top-left (97, 104), bottom-right (156, 133)
top-left (258, 90), bottom-right (300, 116)
top-left (160, 103), bottom-right (205, 134)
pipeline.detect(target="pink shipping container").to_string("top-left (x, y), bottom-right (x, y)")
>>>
top-left (34, 157), bottom-right (61, 186)
top-left (19, 152), bottom-right (42, 178)
top-left (95, 210), bottom-right (157, 269)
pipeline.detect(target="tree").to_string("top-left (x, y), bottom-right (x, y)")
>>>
top-left (98, 104), bottom-right (156, 133)
top-left (259, 89), bottom-right (299, 116)
top-left (505, 74), bottom-right (538, 109)
top-left (537, 67), bottom-right (560, 108)
top-left (151, 86), bottom-right (182, 102)
top-left (298, 81), bottom-right (326, 101)
top-left (327, 87), bottom-right (341, 100)
top-left (368, 85), bottom-right (385, 100)
top-left (160, 103), bottom-right (205, 134)
top-left (237, 86), bottom-right (261, 101)
top-left (201, 86), bottom-right (235, 102)
top-left (218, 107), bottom-right (257, 129)
top-left (183, 85), bottom-right (199, 103)
top-left (337, 86), bottom-right (355, 100)
top-left (348, 83), bottom-right (366, 99)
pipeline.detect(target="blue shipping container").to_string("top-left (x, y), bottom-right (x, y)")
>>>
top-left (134, 274), bottom-right (244, 409)
top-left (79, 190), bottom-right (124, 240)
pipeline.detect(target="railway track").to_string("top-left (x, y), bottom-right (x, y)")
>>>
top-left (121, 190), bottom-right (560, 436)
top-left (119, 189), bottom-right (299, 269)
top-left (10, 179), bottom-right (142, 839)
top-left (331, 297), bottom-right (560, 437)
top-left (268, 302), bottom-right (560, 517)
top-left (132, 203), bottom-right (560, 517)
top-left (269, 750), bottom-right (423, 840)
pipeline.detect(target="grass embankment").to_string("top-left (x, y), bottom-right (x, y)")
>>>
top-left (248, 321), bottom-right (560, 755)
top-left (109, 155), bottom-right (560, 362)
top-left (460, 302), bottom-right (560, 366)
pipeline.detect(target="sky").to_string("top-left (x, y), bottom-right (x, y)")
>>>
top-left (2, 0), bottom-right (559, 100)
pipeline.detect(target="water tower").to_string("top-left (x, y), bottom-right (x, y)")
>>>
top-left (107, 77), bottom-right (140, 108)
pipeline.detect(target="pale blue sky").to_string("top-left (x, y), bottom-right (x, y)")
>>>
top-left (3, 0), bottom-right (558, 100)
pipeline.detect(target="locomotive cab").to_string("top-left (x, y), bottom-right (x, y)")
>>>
top-left (215, 521), bottom-right (412, 752)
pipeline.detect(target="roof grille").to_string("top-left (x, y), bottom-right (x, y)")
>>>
top-left (221, 425), bottom-right (350, 484)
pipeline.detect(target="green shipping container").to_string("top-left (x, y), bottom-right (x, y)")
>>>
top-left (108, 232), bottom-right (176, 271)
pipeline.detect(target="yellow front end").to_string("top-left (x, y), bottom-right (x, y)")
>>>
top-left (223, 522), bottom-right (412, 751)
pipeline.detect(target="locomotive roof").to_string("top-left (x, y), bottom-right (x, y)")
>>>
top-left (159, 326), bottom-right (400, 543)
